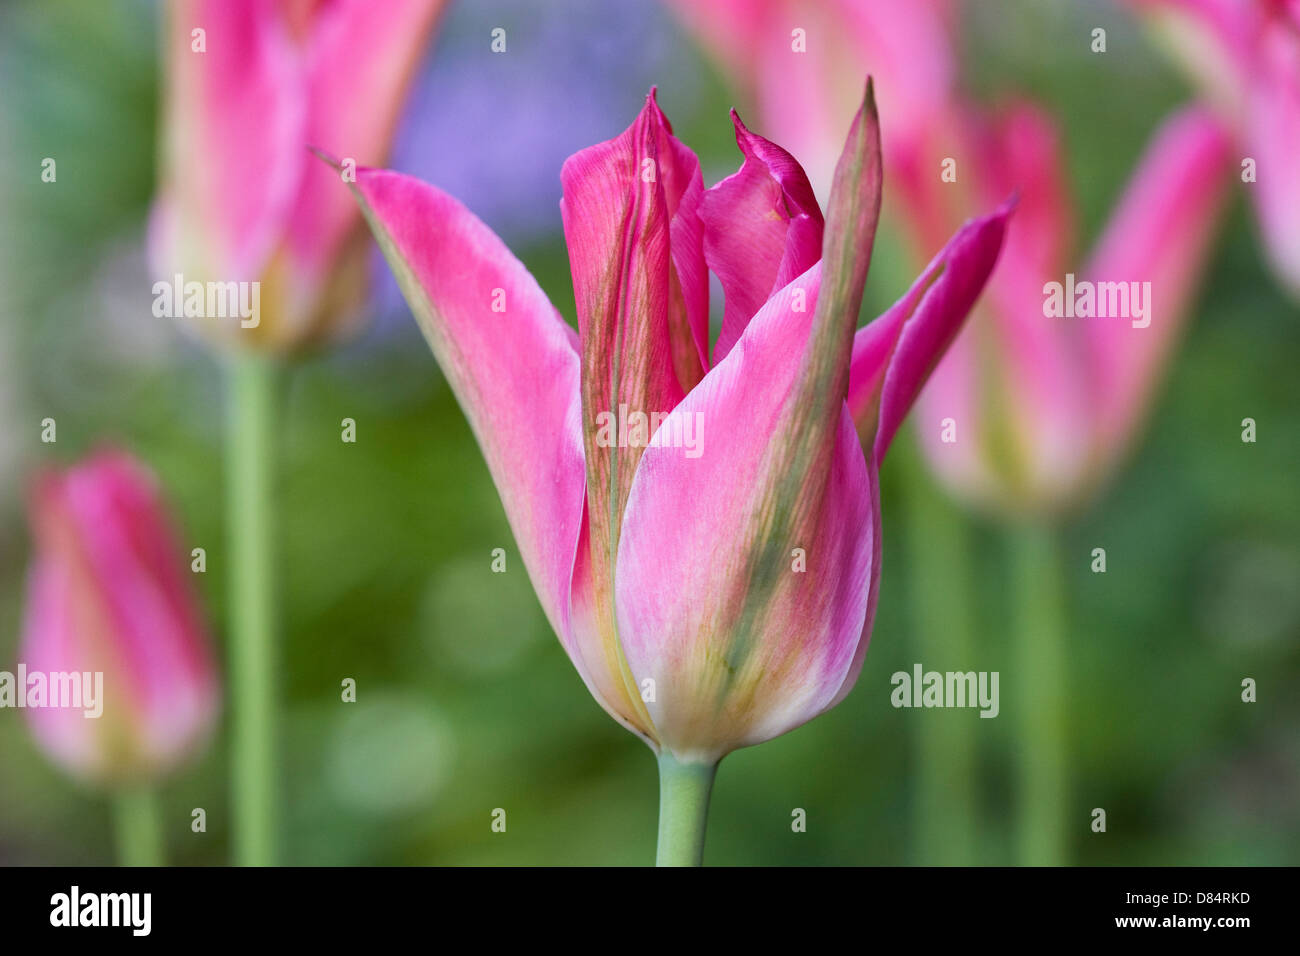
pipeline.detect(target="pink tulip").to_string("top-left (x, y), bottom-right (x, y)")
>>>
top-left (1124, 0), bottom-right (1300, 298)
top-left (18, 451), bottom-right (219, 786)
top-left (667, 0), bottom-right (955, 200)
top-left (895, 101), bottom-right (1232, 515)
top-left (341, 86), bottom-right (1009, 761)
top-left (150, 0), bottom-right (447, 353)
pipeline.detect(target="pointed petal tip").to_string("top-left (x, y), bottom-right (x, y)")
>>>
top-left (728, 107), bottom-right (761, 153)
top-left (956, 192), bottom-right (1017, 239)
top-left (816, 75), bottom-right (884, 348)
top-left (846, 77), bottom-right (880, 157)
top-left (309, 145), bottom-right (344, 174)
top-left (972, 192), bottom-right (1018, 238)
top-left (312, 148), bottom-right (389, 199)
top-left (860, 75), bottom-right (878, 120)
top-left (638, 85), bottom-right (674, 133)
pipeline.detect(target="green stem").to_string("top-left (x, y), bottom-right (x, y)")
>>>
top-left (655, 753), bottom-right (717, 866)
top-left (1009, 521), bottom-right (1068, 866)
top-left (898, 438), bottom-right (978, 865)
top-left (113, 787), bottom-right (164, 867)
top-left (226, 353), bottom-right (279, 866)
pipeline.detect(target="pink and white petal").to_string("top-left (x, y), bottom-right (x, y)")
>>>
top-left (704, 110), bottom-right (823, 364)
top-left (657, 106), bottom-right (711, 382)
top-left (286, 0), bottom-right (447, 288)
top-left (909, 104), bottom-right (1088, 513)
top-left (760, 0), bottom-right (955, 200)
top-left (831, 0), bottom-right (956, 157)
top-left (824, 447), bottom-right (883, 711)
top-left (974, 107), bottom-right (1092, 507)
top-left (1081, 106), bottom-right (1231, 458)
top-left (1123, 0), bottom-right (1257, 117)
top-left (66, 456), bottom-right (217, 749)
top-left (750, 9), bottom-right (853, 203)
top-left (565, 513), bottom-right (661, 745)
top-left (20, 555), bottom-right (119, 781)
top-left (672, 0), bottom-right (955, 199)
top-left (347, 167), bottom-right (589, 662)
top-left (908, 303), bottom-right (997, 505)
top-left (614, 265), bottom-right (877, 763)
top-left (150, 0), bottom-right (306, 283)
top-left (985, 104), bottom-right (1075, 278)
top-left (561, 90), bottom-right (701, 425)
top-left (848, 199), bottom-right (1013, 463)
top-left (1247, 20), bottom-right (1300, 299)
top-left (559, 93), bottom-right (705, 736)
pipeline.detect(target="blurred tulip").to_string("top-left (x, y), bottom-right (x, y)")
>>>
top-left (341, 85), bottom-right (1008, 780)
top-left (894, 102), bottom-right (1232, 516)
top-left (19, 450), bottom-right (219, 787)
top-left (667, 0), bottom-right (955, 200)
top-left (150, 0), bottom-right (447, 354)
top-left (1124, 0), bottom-right (1300, 299)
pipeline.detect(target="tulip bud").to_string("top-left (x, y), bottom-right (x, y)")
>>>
top-left (18, 451), bottom-right (219, 787)
top-left (150, 0), bottom-right (447, 354)
top-left (1124, 0), bottom-right (1300, 299)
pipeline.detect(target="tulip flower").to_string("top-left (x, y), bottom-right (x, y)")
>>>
top-left (150, 0), bottom-right (447, 353)
top-left (1122, 0), bottom-right (1300, 300)
top-left (149, 0), bottom-right (445, 865)
top-left (19, 450), bottom-right (219, 864)
top-left (666, 0), bottom-right (955, 201)
top-left (891, 97), bottom-right (1230, 865)
top-left (336, 83), bottom-right (1009, 864)
top-left (899, 102), bottom-right (1232, 515)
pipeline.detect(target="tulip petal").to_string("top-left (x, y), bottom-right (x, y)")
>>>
top-left (614, 265), bottom-right (877, 761)
top-left (21, 555), bottom-right (106, 777)
top-left (277, 0), bottom-right (447, 345)
top-left (1248, 18), bottom-right (1300, 298)
top-left (346, 167), bottom-right (589, 667)
top-left (566, 511), bottom-right (662, 745)
top-left (789, 80), bottom-right (882, 462)
top-left (848, 199), bottom-right (1013, 463)
top-left (559, 91), bottom-right (706, 737)
top-left (150, 0), bottom-right (306, 285)
top-left (911, 105), bottom-right (1092, 513)
top-left (669, 0), bottom-right (956, 199)
top-left (703, 110), bottom-right (824, 363)
top-left (1125, 0), bottom-right (1257, 115)
top-left (613, 86), bottom-right (885, 761)
top-left (1081, 105), bottom-right (1231, 456)
top-left (1126, 0), bottom-right (1299, 299)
